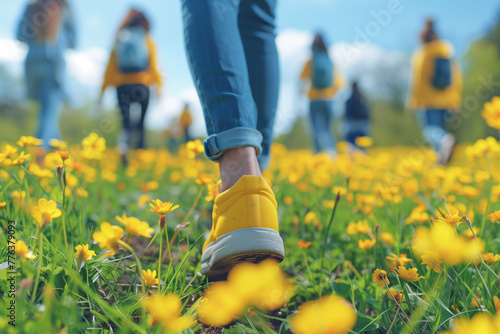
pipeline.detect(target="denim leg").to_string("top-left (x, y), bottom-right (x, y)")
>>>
top-left (238, 0), bottom-right (279, 170)
top-left (310, 100), bottom-right (336, 152)
top-left (182, 0), bottom-right (263, 161)
top-left (34, 62), bottom-right (63, 148)
top-left (136, 85), bottom-right (150, 149)
top-left (420, 109), bottom-right (449, 151)
top-left (117, 85), bottom-right (133, 149)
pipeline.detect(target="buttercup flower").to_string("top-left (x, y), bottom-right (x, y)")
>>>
top-left (80, 133), bottom-right (106, 160)
top-left (205, 181), bottom-right (221, 202)
top-left (386, 253), bottom-right (413, 267)
top-left (0, 202), bottom-right (6, 209)
top-left (58, 151), bottom-right (69, 161)
top-left (384, 288), bottom-right (403, 303)
top-left (31, 198), bottom-right (62, 229)
top-left (380, 232), bottom-right (394, 246)
top-left (421, 250), bottom-right (442, 273)
top-left (391, 266), bottom-right (424, 282)
top-left (487, 210), bottom-right (500, 222)
top-left (290, 295), bottom-right (356, 334)
top-left (297, 240), bottom-right (312, 250)
top-left (49, 139), bottom-right (68, 149)
top-left (355, 136), bottom-right (373, 148)
top-left (197, 281), bottom-right (246, 327)
top-left (372, 269), bottom-right (390, 288)
top-left (482, 253), bottom-right (500, 266)
top-left (142, 293), bottom-right (195, 332)
top-left (186, 139), bottom-right (204, 158)
top-left (17, 136), bottom-right (42, 147)
top-left (16, 240), bottom-right (36, 262)
top-left (481, 96), bottom-right (500, 130)
top-left (75, 244), bottom-right (96, 263)
top-left (92, 222), bottom-right (124, 257)
top-left (195, 174), bottom-right (214, 186)
top-left (437, 210), bottom-right (462, 228)
top-left (358, 238), bottom-right (376, 250)
top-left (115, 214), bottom-right (154, 238)
top-left (142, 269), bottom-right (159, 288)
top-left (149, 200), bottom-right (179, 216)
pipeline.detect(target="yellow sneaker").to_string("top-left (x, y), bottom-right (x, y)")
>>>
top-left (200, 175), bottom-right (285, 277)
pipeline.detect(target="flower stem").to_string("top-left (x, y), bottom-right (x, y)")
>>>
top-left (302, 251), bottom-right (314, 286)
top-left (158, 225), bottom-right (163, 294)
top-left (117, 240), bottom-right (146, 296)
top-left (31, 230), bottom-right (43, 303)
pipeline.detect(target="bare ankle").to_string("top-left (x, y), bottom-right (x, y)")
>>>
top-left (219, 146), bottom-right (262, 191)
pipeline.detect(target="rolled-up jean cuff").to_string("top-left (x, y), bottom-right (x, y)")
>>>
top-left (203, 127), bottom-right (263, 161)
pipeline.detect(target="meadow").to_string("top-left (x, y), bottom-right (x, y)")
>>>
top-left (1, 116), bottom-right (500, 333)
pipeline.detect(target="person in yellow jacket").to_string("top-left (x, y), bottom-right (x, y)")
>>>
top-left (180, 103), bottom-right (193, 143)
top-left (300, 33), bottom-right (342, 157)
top-left (407, 19), bottom-right (462, 164)
top-left (99, 8), bottom-right (162, 162)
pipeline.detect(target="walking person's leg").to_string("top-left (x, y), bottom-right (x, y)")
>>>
top-left (238, 0), bottom-right (279, 170)
top-left (134, 84), bottom-right (150, 150)
top-left (37, 63), bottom-right (63, 148)
top-left (309, 101), bottom-right (322, 152)
top-left (323, 100), bottom-right (337, 153)
top-left (421, 109), bottom-right (455, 163)
top-left (182, 0), bottom-right (284, 277)
top-left (117, 85), bottom-right (133, 163)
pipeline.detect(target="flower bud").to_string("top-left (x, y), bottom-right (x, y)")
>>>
top-left (159, 215), bottom-right (166, 229)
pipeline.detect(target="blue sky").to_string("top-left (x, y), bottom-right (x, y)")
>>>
top-left (1, 0), bottom-right (498, 96)
top-left (0, 0), bottom-right (499, 135)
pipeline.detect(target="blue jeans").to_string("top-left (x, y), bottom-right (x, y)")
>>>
top-left (182, 0), bottom-right (279, 169)
top-left (344, 120), bottom-right (370, 148)
top-left (25, 60), bottom-right (63, 148)
top-left (418, 109), bottom-right (450, 151)
top-left (310, 100), bottom-right (336, 153)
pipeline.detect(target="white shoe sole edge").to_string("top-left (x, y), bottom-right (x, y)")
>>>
top-left (200, 227), bottom-right (285, 276)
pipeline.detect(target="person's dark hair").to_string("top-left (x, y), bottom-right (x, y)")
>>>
top-left (351, 81), bottom-right (365, 101)
top-left (119, 8), bottom-right (150, 32)
top-left (27, 0), bottom-right (67, 41)
top-left (420, 18), bottom-right (438, 44)
top-left (312, 34), bottom-right (328, 52)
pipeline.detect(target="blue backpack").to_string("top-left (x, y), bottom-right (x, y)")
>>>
top-left (432, 58), bottom-right (452, 90)
top-left (312, 51), bottom-right (333, 89)
top-left (116, 27), bottom-right (149, 73)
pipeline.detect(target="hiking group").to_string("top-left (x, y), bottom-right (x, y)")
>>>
top-left (16, 0), bottom-right (462, 276)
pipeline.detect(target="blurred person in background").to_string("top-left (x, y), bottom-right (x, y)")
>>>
top-left (182, 0), bottom-right (284, 277)
top-left (300, 33), bottom-right (343, 158)
top-left (407, 18), bottom-right (462, 164)
top-left (99, 8), bottom-right (162, 164)
top-left (344, 81), bottom-right (370, 151)
top-left (180, 102), bottom-right (193, 143)
top-left (16, 0), bottom-right (76, 150)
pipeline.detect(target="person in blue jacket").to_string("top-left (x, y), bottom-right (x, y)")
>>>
top-left (344, 81), bottom-right (370, 150)
top-left (17, 0), bottom-right (76, 148)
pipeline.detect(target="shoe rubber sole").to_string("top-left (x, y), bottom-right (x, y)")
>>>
top-left (201, 227), bottom-right (285, 278)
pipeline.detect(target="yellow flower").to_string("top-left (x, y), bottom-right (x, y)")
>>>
top-left (283, 196), bottom-right (293, 205)
top-left (304, 211), bottom-right (317, 225)
top-left (358, 238), bottom-right (376, 250)
top-left (227, 259), bottom-right (293, 312)
top-left (137, 194), bottom-right (151, 208)
top-left (0, 202), bottom-right (6, 209)
top-left (297, 240), bottom-right (312, 250)
top-left (29, 164), bottom-right (54, 178)
top-left (81, 133), bottom-right (106, 160)
top-left (142, 293), bottom-right (195, 332)
top-left (58, 151), bottom-right (69, 161)
top-left (197, 281), bottom-right (246, 327)
top-left (380, 232), bottom-right (394, 246)
top-left (142, 269), bottom-right (159, 288)
top-left (347, 220), bottom-right (370, 235)
top-left (436, 210), bottom-right (463, 228)
top-left (195, 174), bottom-right (214, 186)
top-left (186, 139), bottom-right (204, 158)
top-left (440, 312), bottom-right (500, 334)
top-left (495, 296), bottom-right (500, 314)
top-left (355, 136), bottom-right (373, 148)
top-left (290, 295), bottom-right (356, 334)
top-left (386, 253), bottom-right (413, 267)
top-left (92, 222), bottom-right (124, 257)
top-left (141, 180), bottom-right (159, 192)
top-left (16, 240), bottom-right (36, 262)
top-left (421, 250), bottom-right (442, 273)
top-left (488, 210), bottom-right (500, 222)
top-left (74, 244), bottom-right (96, 263)
top-left (391, 266), bottom-right (424, 282)
top-left (12, 190), bottom-right (26, 207)
top-left (481, 96), bottom-right (500, 130)
top-left (384, 288), bottom-right (403, 303)
top-left (49, 139), bottom-right (68, 149)
top-left (115, 214), bottom-right (154, 238)
top-left (372, 269), bottom-right (390, 288)
top-left (205, 181), bottom-right (221, 202)
top-left (482, 253), bottom-right (500, 266)
top-left (0, 146), bottom-right (31, 167)
top-left (31, 198), bottom-right (62, 228)
top-left (149, 200), bottom-right (179, 216)
top-left (17, 136), bottom-right (42, 147)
